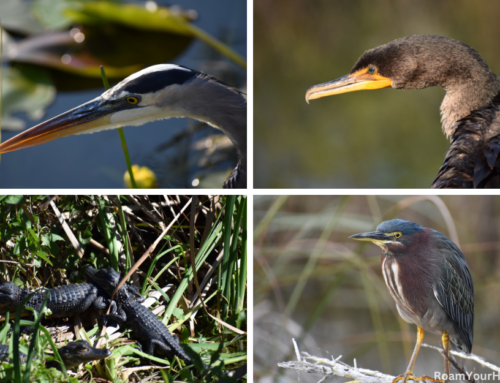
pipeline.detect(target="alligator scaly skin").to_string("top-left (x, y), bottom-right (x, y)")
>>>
top-left (0, 281), bottom-right (113, 319)
top-left (0, 340), bottom-right (111, 370)
top-left (85, 267), bottom-right (192, 364)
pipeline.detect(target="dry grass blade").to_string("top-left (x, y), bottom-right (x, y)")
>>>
top-left (96, 197), bottom-right (193, 348)
top-left (121, 365), bottom-right (171, 380)
top-left (48, 195), bottom-right (84, 258)
top-left (122, 205), bottom-right (161, 233)
top-left (200, 196), bottom-right (216, 245)
top-left (89, 238), bottom-right (111, 256)
top-left (191, 249), bottom-right (224, 306)
top-left (127, 195), bottom-right (166, 230)
top-left (112, 197), bottom-right (192, 297)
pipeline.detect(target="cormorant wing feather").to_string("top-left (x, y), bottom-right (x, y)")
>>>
top-left (433, 103), bottom-right (500, 188)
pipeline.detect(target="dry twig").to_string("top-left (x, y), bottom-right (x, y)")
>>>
top-left (278, 339), bottom-right (500, 383)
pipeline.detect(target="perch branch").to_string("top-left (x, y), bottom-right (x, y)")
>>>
top-left (278, 339), bottom-right (500, 383)
top-left (422, 343), bottom-right (500, 373)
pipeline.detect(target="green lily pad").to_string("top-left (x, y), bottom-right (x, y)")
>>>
top-left (0, 66), bottom-right (55, 131)
top-left (64, 1), bottom-right (195, 35)
top-left (0, 0), bottom-right (45, 35)
top-left (64, 1), bottom-right (246, 68)
top-left (0, 195), bottom-right (27, 204)
top-left (32, 0), bottom-right (85, 31)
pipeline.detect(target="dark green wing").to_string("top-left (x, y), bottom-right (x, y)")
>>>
top-left (434, 232), bottom-right (474, 352)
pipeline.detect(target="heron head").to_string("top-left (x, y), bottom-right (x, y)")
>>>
top-left (350, 219), bottom-right (424, 253)
top-left (0, 64), bottom-right (201, 153)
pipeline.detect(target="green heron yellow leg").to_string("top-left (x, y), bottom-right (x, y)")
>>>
top-left (442, 331), bottom-right (450, 383)
top-left (393, 327), bottom-right (444, 383)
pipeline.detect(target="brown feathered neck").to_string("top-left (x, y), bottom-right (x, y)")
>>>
top-left (351, 35), bottom-right (500, 138)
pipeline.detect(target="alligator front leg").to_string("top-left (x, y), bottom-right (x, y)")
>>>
top-left (99, 307), bottom-right (127, 325)
top-left (77, 291), bottom-right (99, 313)
top-left (127, 285), bottom-right (145, 303)
top-left (92, 296), bottom-right (117, 314)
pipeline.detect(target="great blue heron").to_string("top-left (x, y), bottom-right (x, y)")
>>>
top-left (0, 64), bottom-right (247, 188)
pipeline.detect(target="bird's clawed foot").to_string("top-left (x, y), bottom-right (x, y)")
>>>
top-left (392, 372), bottom-right (444, 383)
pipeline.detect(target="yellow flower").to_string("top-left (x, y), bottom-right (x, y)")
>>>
top-left (124, 165), bottom-right (158, 188)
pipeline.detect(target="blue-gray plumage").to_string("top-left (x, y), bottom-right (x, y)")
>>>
top-left (350, 219), bottom-right (474, 383)
top-left (0, 64), bottom-right (247, 188)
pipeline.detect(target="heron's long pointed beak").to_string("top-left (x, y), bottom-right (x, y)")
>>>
top-left (305, 69), bottom-right (392, 103)
top-left (0, 98), bottom-right (112, 154)
top-left (349, 231), bottom-right (392, 243)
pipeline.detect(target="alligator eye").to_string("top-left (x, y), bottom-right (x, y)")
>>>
top-left (126, 96), bottom-right (139, 104)
top-left (368, 67), bottom-right (376, 74)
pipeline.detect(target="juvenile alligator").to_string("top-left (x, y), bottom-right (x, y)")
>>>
top-left (0, 281), bottom-right (112, 320)
top-left (0, 277), bottom-right (144, 321)
top-left (85, 266), bottom-right (193, 365)
top-left (0, 340), bottom-right (111, 370)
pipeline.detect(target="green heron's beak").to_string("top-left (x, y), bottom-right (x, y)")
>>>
top-left (0, 97), bottom-right (112, 154)
top-left (349, 231), bottom-right (393, 243)
top-left (305, 68), bottom-right (392, 104)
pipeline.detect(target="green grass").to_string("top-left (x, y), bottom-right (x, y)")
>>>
top-left (99, 68), bottom-right (137, 189)
top-left (0, 195), bottom-right (247, 382)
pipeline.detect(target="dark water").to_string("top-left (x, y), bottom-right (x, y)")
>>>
top-left (0, 0), bottom-right (246, 188)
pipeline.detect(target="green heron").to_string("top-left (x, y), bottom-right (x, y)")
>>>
top-left (305, 35), bottom-right (500, 188)
top-left (350, 219), bottom-right (474, 383)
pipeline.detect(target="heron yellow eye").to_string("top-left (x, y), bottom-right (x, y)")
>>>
top-left (394, 232), bottom-right (402, 238)
top-left (126, 96), bottom-right (139, 104)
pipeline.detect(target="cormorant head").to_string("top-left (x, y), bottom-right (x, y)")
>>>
top-left (305, 35), bottom-right (492, 102)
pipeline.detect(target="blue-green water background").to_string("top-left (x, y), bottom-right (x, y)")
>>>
top-left (1, 0), bottom-right (246, 188)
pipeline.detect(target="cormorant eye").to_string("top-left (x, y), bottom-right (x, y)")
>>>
top-left (126, 96), bottom-right (139, 104)
top-left (394, 232), bottom-right (402, 239)
top-left (368, 67), bottom-right (376, 74)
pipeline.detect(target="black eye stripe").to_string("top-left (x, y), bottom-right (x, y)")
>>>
top-left (121, 69), bottom-right (197, 94)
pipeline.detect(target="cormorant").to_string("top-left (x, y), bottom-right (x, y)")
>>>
top-left (305, 35), bottom-right (500, 188)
